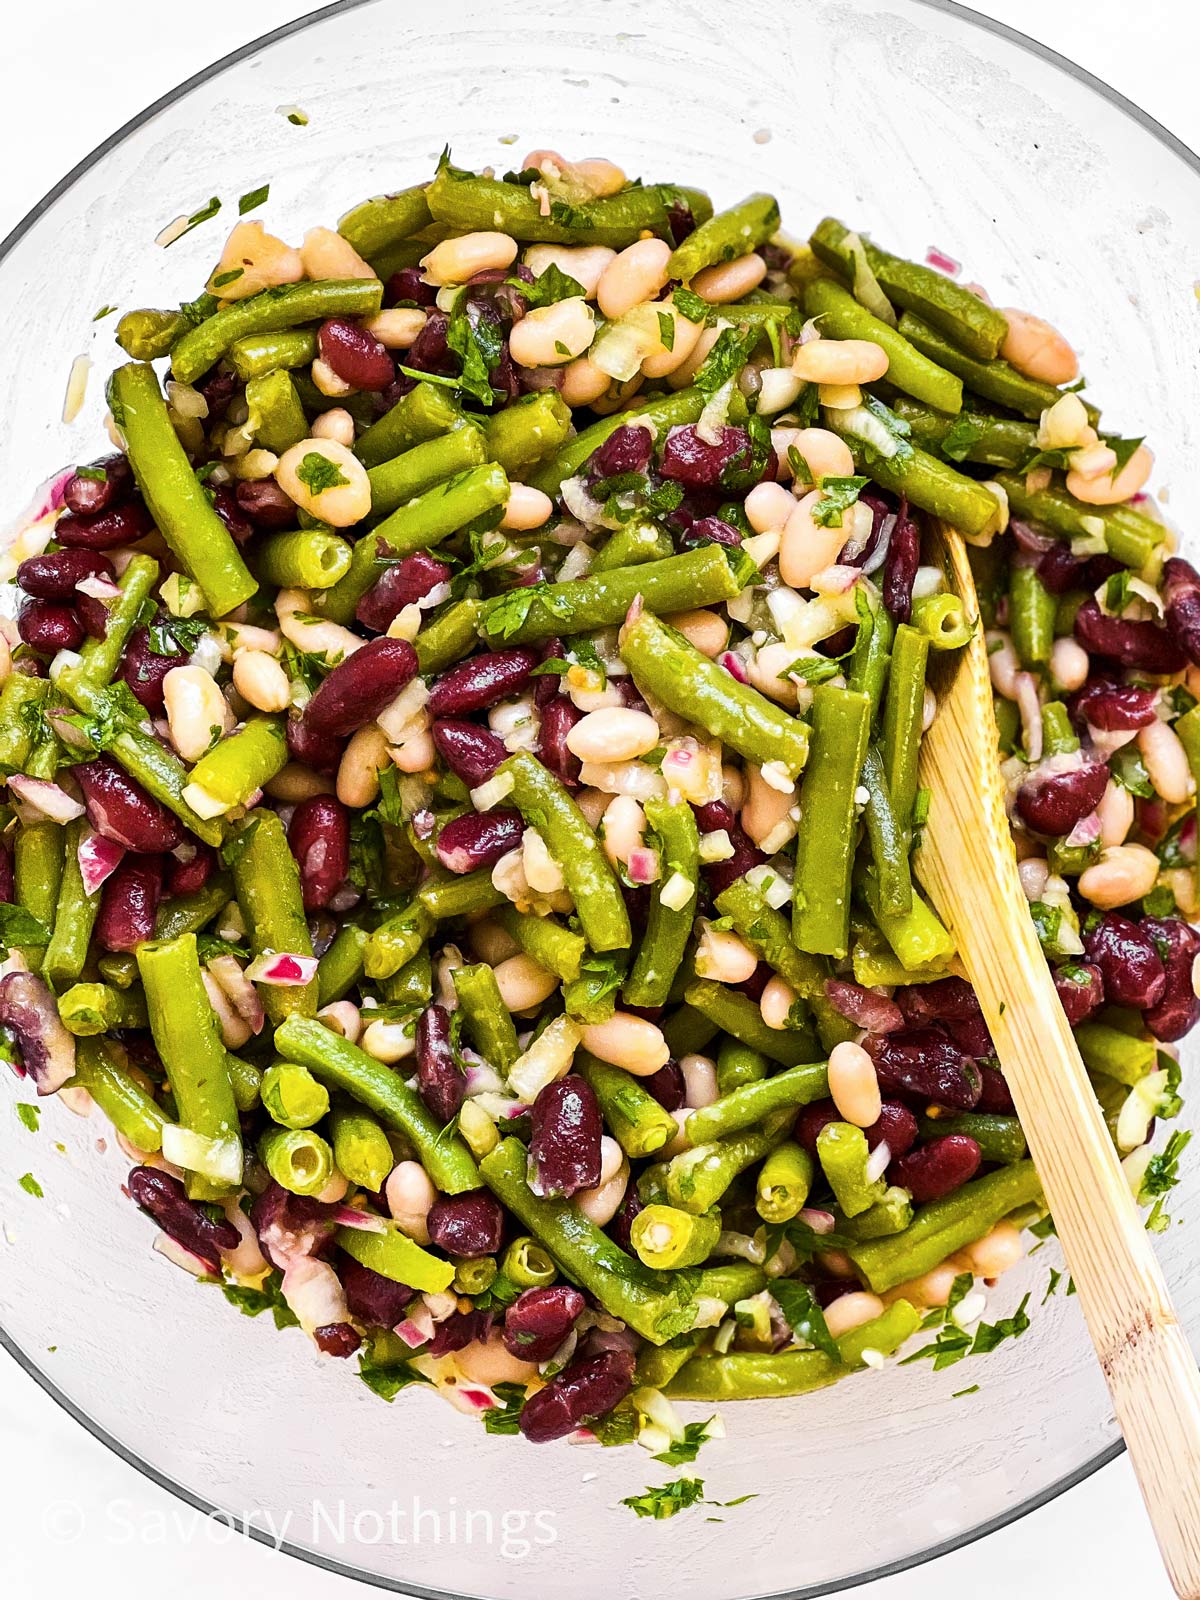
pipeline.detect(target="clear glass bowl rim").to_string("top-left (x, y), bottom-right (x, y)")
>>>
top-left (2, 1), bottom-right (1198, 1594)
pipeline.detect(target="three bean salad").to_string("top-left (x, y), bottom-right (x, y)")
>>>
top-left (3, 144), bottom-right (1197, 1453)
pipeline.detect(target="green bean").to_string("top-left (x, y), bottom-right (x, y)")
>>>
top-left (63, 554), bottom-right (159, 692)
top-left (380, 947), bottom-right (434, 1008)
top-left (227, 328), bottom-right (318, 382)
top-left (563, 961), bottom-right (625, 1025)
top-left (817, 1120), bottom-right (887, 1217)
top-left (227, 1053), bottom-right (263, 1115)
top-left (859, 744), bottom-right (912, 919)
top-left (667, 193), bottom-right (780, 282)
top-left (660, 1003), bottom-right (720, 1061)
top-left (364, 900), bottom-right (436, 981)
top-left (417, 869), bottom-right (505, 921)
top-left (848, 1161), bottom-right (1041, 1292)
top-left (918, 1112), bottom-right (1027, 1164)
top-left (714, 1039), bottom-right (768, 1095)
top-left (106, 365), bottom-right (257, 617)
top-left (663, 1121), bottom-right (787, 1215)
top-left (755, 1140), bottom-right (814, 1223)
top-left (528, 388), bottom-right (707, 495)
top-left (337, 184), bottom-right (433, 266)
top-left (137, 933), bottom-right (243, 1197)
top-left (415, 599), bottom-right (483, 675)
top-left (229, 810), bottom-right (316, 1025)
top-left (576, 1051), bottom-right (678, 1160)
top-left (590, 520), bottom-right (675, 575)
top-left (14, 822), bottom-right (64, 974)
top-left (427, 168), bottom-right (712, 249)
top-left (891, 398), bottom-right (1036, 469)
top-left (499, 751), bottom-right (630, 953)
top-left (994, 474), bottom-right (1165, 571)
top-left (1075, 1021), bottom-right (1157, 1086)
top-left (450, 1256), bottom-right (495, 1295)
top-left (624, 797), bottom-right (699, 1007)
top-left (328, 1102), bottom-right (394, 1192)
top-left (695, 1262), bottom-right (769, 1306)
top-left (834, 1185), bottom-right (914, 1239)
top-left (260, 1059), bottom-right (330, 1129)
top-left (115, 294), bottom-right (218, 361)
top-left (829, 417), bottom-right (1001, 541)
top-left (42, 818), bottom-right (100, 991)
top-left (897, 309), bottom-right (1068, 419)
top-left (492, 905), bottom-right (585, 983)
top-left (170, 279), bottom-right (383, 385)
top-left (337, 1219), bottom-right (457, 1293)
top-left (367, 425), bottom-right (488, 519)
top-left (804, 279), bottom-right (963, 412)
top-left (258, 1125), bottom-right (334, 1196)
top-left (851, 924), bottom-right (953, 989)
top-left (502, 1235), bottom-right (558, 1288)
top-left (684, 978), bottom-right (820, 1066)
top-left (685, 1063), bottom-right (830, 1145)
top-left (186, 717), bottom-right (289, 815)
top-left (154, 875), bottom-right (232, 940)
top-left (57, 982), bottom-right (148, 1036)
top-left (1009, 563), bottom-right (1056, 671)
top-left (1040, 702), bottom-right (1078, 760)
top-left (318, 463), bottom-right (509, 624)
top-left (274, 1013), bottom-right (480, 1193)
top-left (482, 390), bottom-right (573, 477)
top-left (810, 219), bottom-right (1009, 360)
top-left (910, 592), bottom-right (973, 651)
top-left (880, 623), bottom-right (929, 835)
top-left (256, 528), bottom-right (352, 590)
top-left (856, 864), bottom-right (955, 972)
top-left (246, 368), bottom-right (308, 454)
top-left (632, 1204), bottom-right (722, 1270)
top-left (453, 963), bottom-right (520, 1073)
top-left (0, 675), bottom-right (53, 774)
top-left (72, 1036), bottom-right (170, 1154)
top-left (354, 380), bottom-right (464, 469)
top-left (792, 685), bottom-right (870, 959)
top-left (847, 591), bottom-right (895, 722)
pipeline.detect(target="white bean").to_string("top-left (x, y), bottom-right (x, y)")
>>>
top-left (959, 1221), bottom-right (1026, 1278)
top-left (1096, 778), bottom-right (1135, 848)
top-left (1067, 445), bottom-right (1153, 506)
top-left (1049, 636), bottom-right (1090, 694)
top-left (827, 1040), bottom-right (882, 1128)
top-left (311, 407), bottom-right (356, 449)
top-left (509, 296), bottom-right (597, 370)
top-left (663, 608), bottom-right (728, 658)
top-left (336, 725), bottom-right (389, 808)
top-left (361, 1018), bottom-right (417, 1063)
top-left (596, 238), bottom-right (672, 320)
top-left (679, 1053), bottom-right (719, 1109)
top-left (824, 1291), bottom-right (886, 1338)
top-left (208, 222), bottom-right (303, 300)
top-left (574, 1144), bottom-right (630, 1226)
top-left (740, 762), bottom-right (795, 847)
top-left (275, 438), bottom-right (371, 527)
top-left (566, 707), bottom-right (660, 763)
top-left (779, 490), bottom-right (852, 588)
top-left (300, 226), bottom-right (377, 282)
top-left (1138, 718), bottom-right (1195, 805)
top-left (791, 338), bottom-right (889, 385)
top-left (420, 231), bottom-right (517, 286)
top-left (773, 426), bottom-right (856, 484)
top-left (317, 1001), bottom-right (361, 1043)
top-left (578, 1013), bottom-right (669, 1075)
top-left (494, 953), bottom-right (559, 1012)
top-left (232, 649), bottom-right (291, 712)
top-left (1078, 843), bottom-right (1160, 909)
top-left (694, 925), bottom-right (759, 984)
top-left (501, 483), bottom-right (553, 531)
top-left (1000, 308), bottom-right (1078, 386)
top-left (523, 244), bottom-right (616, 296)
top-left (760, 975), bottom-right (798, 1030)
top-left (600, 794), bottom-right (646, 868)
top-left (386, 1160), bottom-right (437, 1245)
top-left (363, 308), bottom-right (427, 349)
top-left (265, 763), bottom-right (336, 802)
top-left (690, 253), bottom-right (767, 303)
top-left (163, 665), bottom-right (232, 762)
top-left (745, 480), bottom-right (797, 533)
top-left (559, 356), bottom-right (613, 407)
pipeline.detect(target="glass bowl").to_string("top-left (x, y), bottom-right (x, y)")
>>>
top-left (2, 1), bottom-right (1200, 1594)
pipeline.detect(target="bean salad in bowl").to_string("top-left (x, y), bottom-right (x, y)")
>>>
top-left (1, 143), bottom-right (1195, 1453)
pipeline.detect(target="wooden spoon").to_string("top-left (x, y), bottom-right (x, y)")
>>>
top-left (915, 520), bottom-right (1200, 1598)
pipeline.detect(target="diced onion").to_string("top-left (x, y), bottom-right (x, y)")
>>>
top-left (659, 870), bottom-right (696, 912)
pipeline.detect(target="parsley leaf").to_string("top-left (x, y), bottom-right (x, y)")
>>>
top-left (1141, 1128), bottom-right (1192, 1232)
top-left (218, 1271), bottom-right (299, 1329)
top-left (772, 1279), bottom-right (839, 1360)
top-left (673, 286), bottom-right (718, 327)
top-left (211, 268), bottom-right (244, 290)
top-left (446, 298), bottom-right (506, 408)
top-left (357, 1352), bottom-right (431, 1403)
top-left (940, 414), bottom-right (985, 463)
top-left (657, 310), bottom-right (676, 352)
top-left (92, 304), bottom-right (118, 321)
top-left (15, 1104), bottom-right (40, 1133)
top-left (0, 904), bottom-right (50, 955)
top-left (296, 452), bottom-right (349, 494)
top-left (473, 1271), bottom-right (523, 1312)
top-left (238, 183), bottom-right (270, 215)
top-left (18, 1173), bottom-right (43, 1198)
top-left (652, 1418), bottom-right (717, 1466)
top-left (481, 1380), bottom-right (528, 1434)
top-left (1104, 434), bottom-right (1145, 477)
top-left (621, 1478), bottom-right (708, 1521)
top-left (694, 326), bottom-right (758, 396)
top-left (147, 613), bottom-right (209, 658)
top-left (812, 475), bottom-right (870, 528)
top-left (1109, 744), bottom-right (1154, 798)
top-left (517, 263), bottom-right (585, 309)
top-left (1019, 446), bottom-right (1075, 473)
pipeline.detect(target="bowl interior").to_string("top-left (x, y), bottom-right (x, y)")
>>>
top-left (3, 1), bottom-right (1200, 1595)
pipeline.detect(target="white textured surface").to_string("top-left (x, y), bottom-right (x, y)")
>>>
top-left (0, 2), bottom-right (1196, 1597)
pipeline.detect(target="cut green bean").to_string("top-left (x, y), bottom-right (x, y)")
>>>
top-left (170, 279), bottom-right (383, 385)
top-left (995, 474), bottom-right (1164, 571)
top-left (246, 368), bottom-right (308, 454)
top-left (259, 1125), bottom-right (334, 1196)
top-left (859, 744), bottom-right (913, 919)
top-left (756, 1141), bottom-right (814, 1223)
top-left (918, 1112), bottom-right (1027, 1164)
top-left (1009, 563), bottom-right (1056, 670)
top-left (229, 810), bottom-right (316, 1025)
top-left (336, 1219), bottom-right (456, 1292)
top-left (624, 797), bottom-right (699, 1007)
top-left (57, 982), bottom-right (148, 1036)
top-left (880, 623), bottom-right (930, 835)
top-left (367, 424), bottom-right (488, 519)
top-left (684, 979), bottom-right (821, 1067)
top-left (668, 193), bottom-right (780, 282)
top-left (590, 520), bottom-right (675, 575)
top-left (154, 875), bottom-right (232, 940)
top-left (453, 962), bottom-right (521, 1073)
top-left (186, 717), bottom-right (289, 815)
top-left (910, 593), bottom-right (973, 651)
top-left (415, 600), bottom-right (484, 675)
top-left (14, 822), bottom-right (64, 974)
top-left (227, 328), bottom-right (317, 382)
top-left (793, 684), bottom-right (870, 959)
top-left (685, 1062), bottom-right (830, 1145)
top-left (328, 1102), bottom-right (395, 1192)
top-left (817, 1120), bottom-right (887, 1217)
top-left (834, 1186), bottom-right (914, 1240)
top-left (63, 554), bottom-right (159, 692)
top-left (528, 388), bottom-right (706, 496)
top-left (365, 900), bottom-right (436, 981)
top-left (897, 310), bottom-right (1064, 419)
top-left (828, 415), bottom-right (1001, 541)
top-left (856, 864), bottom-right (956, 972)
top-left (417, 869), bottom-right (505, 922)
top-left (662, 1121), bottom-right (787, 1215)
top-left (805, 279), bottom-right (963, 412)
top-left (1075, 1021), bottom-right (1157, 1086)
top-left (631, 1204), bottom-right (722, 1270)
top-left (502, 1236), bottom-right (558, 1288)
top-left (72, 1036), bottom-right (170, 1154)
top-left (257, 528), bottom-right (353, 590)
top-left (261, 1059), bottom-right (331, 1129)
top-left (42, 818), bottom-right (101, 991)
top-left (493, 905), bottom-right (585, 983)
top-left (354, 380), bottom-right (464, 470)
top-left (482, 391), bottom-right (573, 477)
top-left (892, 398), bottom-right (1035, 469)
top-left (847, 592), bottom-right (895, 722)
top-left (338, 184), bottom-right (433, 266)
top-left (427, 168), bottom-right (712, 249)
top-left (576, 1051), bottom-right (679, 1160)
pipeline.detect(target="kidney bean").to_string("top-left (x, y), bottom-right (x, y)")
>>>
top-left (76, 594), bottom-right (110, 640)
top-left (1074, 597), bottom-right (1186, 675)
top-left (1142, 916), bottom-right (1200, 1042)
top-left (1070, 680), bottom-right (1158, 732)
top-left (302, 637), bottom-right (418, 739)
top-left (386, 267), bottom-right (438, 308)
top-left (659, 424), bottom-right (758, 489)
top-left (127, 1165), bottom-right (239, 1272)
top-left (1083, 912), bottom-right (1166, 1010)
top-left (428, 648), bottom-right (540, 717)
top-left (318, 317), bottom-right (395, 391)
top-left (895, 977), bottom-right (992, 1059)
top-left (0, 845), bottom-right (12, 906)
top-left (0, 970), bottom-right (75, 1093)
top-left (119, 626), bottom-right (175, 714)
top-left (235, 478), bottom-right (297, 530)
top-left (882, 501), bottom-right (919, 624)
top-left (824, 978), bottom-right (904, 1034)
top-left (97, 854), bottom-right (164, 952)
top-left (866, 1027), bottom-right (983, 1110)
top-left (518, 1346), bottom-right (636, 1442)
top-left (250, 1183), bottom-right (335, 1269)
top-left (54, 500), bottom-right (154, 551)
top-left (212, 485), bottom-right (255, 546)
top-left (608, 1185), bottom-right (644, 1252)
top-left (432, 720), bottom-right (506, 787)
top-left (287, 796), bottom-right (351, 911)
top-left (691, 799), bottom-right (766, 897)
top-left (1053, 961), bottom-right (1105, 1026)
top-left (356, 553), bottom-right (452, 633)
top-left (890, 1134), bottom-right (981, 1203)
top-left (503, 1285), bottom-right (585, 1362)
top-left (1035, 542), bottom-right (1085, 595)
top-left (529, 1076), bottom-right (602, 1198)
top-left (314, 1322), bottom-right (363, 1358)
top-left (864, 1099), bottom-right (918, 1158)
top-left (536, 696), bottom-right (582, 789)
top-left (63, 454), bottom-right (132, 516)
top-left (404, 310), bottom-right (453, 376)
top-left (18, 599), bottom-right (83, 654)
top-left (1163, 557), bottom-right (1200, 666)
top-left (338, 1251), bottom-right (414, 1325)
top-left (1016, 761), bottom-right (1109, 837)
top-left (587, 424), bottom-right (655, 484)
top-left (285, 714), bottom-right (343, 775)
top-left (643, 1060), bottom-right (686, 1112)
top-left (426, 1191), bottom-right (505, 1258)
top-left (735, 961), bottom-right (770, 1002)
top-left (166, 844), bottom-right (217, 896)
top-left (416, 1003), bottom-right (465, 1123)
top-left (435, 808), bottom-right (524, 874)
top-left (17, 549), bottom-right (114, 599)
top-left (428, 1308), bottom-right (494, 1356)
top-left (976, 1064), bottom-right (1017, 1115)
top-left (681, 515), bottom-right (742, 549)
top-left (199, 367), bottom-right (239, 423)
top-left (73, 757), bottom-right (184, 853)
top-left (795, 1099), bottom-right (840, 1153)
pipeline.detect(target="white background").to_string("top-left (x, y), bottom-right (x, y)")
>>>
top-left (0, 1), bottom-right (1193, 1595)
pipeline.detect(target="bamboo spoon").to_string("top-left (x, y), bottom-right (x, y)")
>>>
top-left (915, 520), bottom-right (1200, 1599)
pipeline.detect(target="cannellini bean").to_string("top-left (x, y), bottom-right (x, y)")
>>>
top-left (208, 221), bottom-right (303, 300)
top-left (468, 917), bottom-right (521, 965)
top-left (336, 725), bottom-right (390, 808)
top-left (575, 787), bottom-right (612, 829)
top-left (363, 308), bottom-right (428, 349)
top-left (559, 356), bottom-right (613, 407)
top-left (390, 725), bottom-right (435, 774)
top-left (232, 649), bottom-right (291, 712)
top-left (509, 298), bottom-right (596, 367)
top-left (663, 608), bottom-right (728, 658)
top-left (1095, 778), bottom-right (1135, 848)
top-left (162, 665), bottom-right (233, 762)
top-left (596, 238), bottom-right (672, 320)
top-left (275, 438), bottom-right (371, 527)
top-left (741, 762), bottom-right (796, 847)
top-left (745, 480), bottom-right (797, 533)
top-left (421, 231), bottom-right (518, 286)
top-left (494, 953), bottom-right (559, 1012)
top-left (579, 1013), bottom-right (670, 1075)
top-left (1066, 444), bottom-right (1153, 505)
top-left (668, 322), bottom-right (723, 390)
top-left (317, 1000), bottom-right (361, 1043)
top-left (760, 974), bottom-right (798, 1030)
top-left (987, 635), bottom-right (1020, 699)
top-left (779, 490), bottom-right (852, 588)
top-left (1000, 307), bottom-right (1078, 385)
top-left (828, 1040), bottom-right (882, 1128)
top-left (455, 1330), bottom-right (539, 1387)
top-left (575, 1143), bottom-right (629, 1226)
top-left (774, 426), bottom-right (856, 484)
top-left (1078, 843), bottom-right (1160, 909)
top-left (522, 827), bottom-right (564, 894)
top-left (641, 300), bottom-right (705, 379)
top-left (1068, 442), bottom-right (1118, 480)
top-left (743, 641), bottom-right (800, 707)
top-left (694, 924), bottom-right (759, 984)
top-left (883, 1263), bottom-right (959, 1310)
top-left (311, 407), bottom-right (356, 449)
top-left (600, 794), bottom-right (646, 868)
top-left (566, 707), bottom-right (660, 763)
top-left (501, 483), bottom-right (553, 531)
top-left (824, 1291), bottom-right (886, 1338)
top-left (311, 357), bottom-right (356, 399)
top-left (756, 368), bottom-right (805, 415)
top-left (959, 1221), bottom-right (1025, 1278)
top-left (1137, 718), bottom-right (1195, 804)
top-left (791, 338), bottom-right (889, 386)
top-left (386, 1160), bottom-right (437, 1244)
top-left (690, 252), bottom-right (768, 303)
top-left (300, 226), bottom-right (377, 281)
top-left (679, 1053), bottom-right (719, 1109)
top-left (523, 244), bottom-right (616, 296)
top-left (265, 762), bottom-right (336, 802)
top-left (1049, 636), bottom-right (1089, 694)
top-left (361, 1017), bottom-right (417, 1063)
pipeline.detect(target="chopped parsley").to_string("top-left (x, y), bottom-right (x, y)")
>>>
top-left (211, 268), bottom-right (244, 290)
top-left (1042, 1268), bottom-right (1065, 1304)
top-left (357, 1352), bottom-right (431, 1403)
top-left (673, 286), bottom-right (718, 327)
top-left (15, 1104), bottom-right (40, 1133)
top-left (657, 311), bottom-right (676, 351)
top-left (1104, 434), bottom-right (1145, 477)
top-left (163, 195), bottom-right (221, 246)
top-left (238, 183), bottom-right (270, 215)
top-left (92, 304), bottom-right (118, 321)
top-left (295, 452), bottom-right (349, 495)
top-left (694, 326), bottom-right (758, 396)
top-left (481, 1381), bottom-right (527, 1434)
top-left (812, 474), bottom-right (870, 528)
top-left (939, 414), bottom-right (985, 462)
top-left (218, 1271), bottom-right (299, 1329)
top-left (621, 1477), bottom-right (708, 1521)
top-left (0, 904), bottom-right (50, 955)
top-left (446, 297), bottom-right (506, 407)
top-left (18, 1173), bottom-right (43, 1199)
top-left (952, 1385), bottom-right (980, 1399)
top-left (652, 1417), bottom-right (719, 1466)
top-left (772, 1279), bottom-right (839, 1360)
top-left (1109, 743), bottom-right (1154, 798)
top-left (146, 613), bottom-right (209, 658)
top-left (516, 263), bottom-right (585, 308)
top-left (901, 1287), bottom-right (1032, 1371)
top-left (1141, 1129), bottom-right (1192, 1233)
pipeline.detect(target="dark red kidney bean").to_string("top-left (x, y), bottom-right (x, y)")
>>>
top-left (0, 844), bottom-right (13, 905)
top-left (866, 1027), bottom-right (983, 1110)
top-left (608, 1184), bottom-right (644, 1252)
top-left (533, 639), bottom-right (566, 708)
top-left (680, 515), bottom-right (742, 549)
top-left (643, 1060), bottom-right (686, 1112)
top-left (529, 1076), bottom-right (602, 1199)
top-left (235, 478), bottom-right (297, 530)
top-left (795, 1099), bottom-right (840, 1154)
top-left (73, 757), bottom-right (183, 853)
top-left (76, 595), bottom-right (110, 641)
top-left (1142, 916), bottom-right (1200, 1042)
top-left (54, 500), bottom-right (154, 551)
top-left (17, 549), bottom-right (114, 599)
top-left (588, 424), bottom-right (655, 480)
top-left (882, 502), bottom-right (919, 624)
top-left (691, 799), bottom-right (766, 897)
top-left (318, 317), bottom-right (395, 391)
top-left (97, 854), bottom-right (164, 952)
top-left (1163, 557), bottom-right (1200, 667)
top-left (165, 844), bottom-right (217, 896)
top-left (338, 1252), bottom-right (414, 1325)
top-left (18, 599), bottom-right (84, 654)
top-left (119, 627), bottom-right (175, 714)
top-left (356, 553), bottom-right (451, 633)
top-left (1035, 542), bottom-right (1085, 594)
top-left (1083, 912), bottom-right (1166, 1010)
top-left (250, 1183), bottom-right (335, 1269)
top-left (434, 808), bottom-right (524, 874)
top-left (127, 1165), bottom-right (239, 1272)
top-left (895, 976), bottom-right (992, 1059)
top-left (1074, 597), bottom-right (1187, 675)
top-left (426, 1191), bottom-right (505, 1258)
top-left (428, 1308), bottom-right (494, 1356)
top-left (432, 720), bottom-right (506, 787)
top-left (313, 1322), bottom-right (363, 1358)
top-left (199, 368), bottom-right (239, 424)
top-left (302, 637), bottom-right (418, 739)
top-left (385, 267), bottom-right (438, 308)
top-left (735, 961), bottom-right (771, 1003)
top-left (976, 1064), bottom-right (1017, 1115)
top-left (416, 1004), bottom-right (465, 1123)
top-left (536, 696), bottom-right (582, 789)
top-left (824, 978), bottom-right (904, 1034)
top-left (286, 713), bottom-right (344, 775)
top-left (63, 454), bottom-right (132, 516)
top-left (428, 648), bottom-right (540, 717)
top-left (212, 485), bottom-right (255, 545)
top-left (864, 1099), bottom-right (919, 1158)
top-left (0, 970), bottom-right (75, 1091)
top-left (405, 310), bottom-right (453, 376)
top-left (372, 374), bottom-right (416, 416)
top-left (1070, 680), bottom-right (1158, 731)
top-left (890, 1134), bottom-right (982, 1203)
top-left (1015, 761), bottom-right (1109, 837)
top-left (1053, 961), bottom-right (1105, 1026)
top-left (659, 424), bottom-right (758, 489)
top-left (518, 1346), bottom-right (636, 1443)
top-left (287, 796), bottom-right (351, 911)
top-left (503, 1285), bottom-right (586, 1363)
top-left (308, 912), bottom-right (338, 960)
